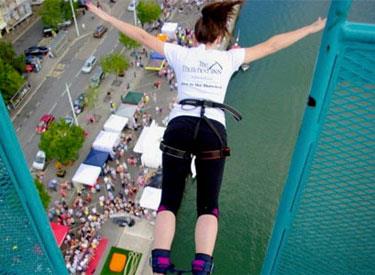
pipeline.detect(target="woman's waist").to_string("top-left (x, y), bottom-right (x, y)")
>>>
top-left (169, 106), bottom-right (226, 127)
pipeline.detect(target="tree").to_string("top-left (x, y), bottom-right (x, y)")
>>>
top-left (0, 41), bottom-right (26, 74)
top-left (39, 119), bottom-right (85, 164)
top-left (119, 32), bottom-right (140, 51)
top-left (85, 86), bottom-right (99, 118)
top-left (136, 0), bottom-right (162, 27)
top-left (34, 178), bottom-right (51, 209)
top-left (0, 58), bottom-right (26, 102)
top-left (100, 53), bottom-right (129, 83)
top-left (40, 0), bottom-right (64, 29)
top-left (61, 0), bottom-right (78, 20)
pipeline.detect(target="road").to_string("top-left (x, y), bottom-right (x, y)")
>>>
top-left (12, 1), bottom-right (133, 167)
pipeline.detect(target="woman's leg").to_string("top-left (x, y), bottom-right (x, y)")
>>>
top-left (192, 119), bottom-right (227, 274)
top-left (152, 117), bottom-right (195, 274)
top-left (153, 210), bottom-right (176, 250)
top-left (195, 214), bottom-right (218, 255)
top-left (194, 157), bottom-right (225, 255)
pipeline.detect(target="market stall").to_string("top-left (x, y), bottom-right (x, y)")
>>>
top-left (161, 22), bottom-right (178, 40)
top-left (121, 91), bottom-right (143, 105)
top-left (134, 121), bottom-right (165, 168)
top-left (139, 186), bottom-right (162, 211)
top-left (83, 149), bottom-right (110, 169)
top-left (72, 163), bottom-right (101, 187)
top-left (103, 114), bottom-right (129, 134)
top-left (92, 131), bottom-right (120, 157)
top-left (50, 222), bottom-right (69, 247)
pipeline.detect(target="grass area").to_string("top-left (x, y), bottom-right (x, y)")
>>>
top-left (101, 246), bottom-right (142, 275)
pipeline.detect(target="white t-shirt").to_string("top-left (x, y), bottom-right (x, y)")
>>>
top-left (164, 43), bottom-right (245, 127)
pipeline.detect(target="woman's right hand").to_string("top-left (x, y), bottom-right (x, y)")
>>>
top-left (309, 17), bottom-right (327, 34)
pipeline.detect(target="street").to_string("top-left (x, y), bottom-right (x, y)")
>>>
top-left (12, 0), bottom-right (131, 167)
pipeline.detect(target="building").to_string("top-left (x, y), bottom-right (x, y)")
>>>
top-left (0, 0), bottom-right (32, 38)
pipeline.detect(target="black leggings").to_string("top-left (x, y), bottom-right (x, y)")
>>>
top-left (158, 116), bottom-right (227, 218)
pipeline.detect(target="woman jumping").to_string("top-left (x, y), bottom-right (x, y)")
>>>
top-left (87, 1), bottom-right (325, 274)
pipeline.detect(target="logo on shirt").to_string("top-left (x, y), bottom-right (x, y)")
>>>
top-left (182, 60), bottom-right (223, 75)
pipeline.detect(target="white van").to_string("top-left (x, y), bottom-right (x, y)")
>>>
top-left (32, 150), bottom-right (46, 170)
top-left (81, 55), bottom-right (97, 73)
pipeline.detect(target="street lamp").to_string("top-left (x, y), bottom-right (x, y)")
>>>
top-left (65, 83), bottom-right (79, 126)
top-left (66, 0), bottom-right (80, 37)
top-left (133, 5), bottom-right (137, 26)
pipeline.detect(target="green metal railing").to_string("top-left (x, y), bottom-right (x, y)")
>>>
top-left (262, 1), bottom-right (375, 274)
top-left (0, 97), bottom-right (67, 273)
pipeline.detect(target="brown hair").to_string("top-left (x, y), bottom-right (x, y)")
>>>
top-left (194, 0), bottom-right (243, 44)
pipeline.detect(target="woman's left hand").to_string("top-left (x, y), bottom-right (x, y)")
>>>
top-left (87, 2), bottom-right (112, 22)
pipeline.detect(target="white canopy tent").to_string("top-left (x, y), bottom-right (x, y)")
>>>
top-left (72, 163), bottom-right (101, 187)
top-left (161, 22), bottom-right (178, 40)
top-left (115, 104), bottom-right (138, 129)
top-left (115, 103), bottom-right (137, 119)
top-left (103, 114), bottom-right (128, 134)
top-left (134, 122), bottom-right (165, 168)
top-left (139, 186), bottom-right (162, 210)
top-left (92, 130), bottom-right (120, 157)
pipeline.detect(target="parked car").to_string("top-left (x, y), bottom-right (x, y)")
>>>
top-left (64, 115), bottom-right (74, 126)
top-left (127, 0), bottom-right (138, 11)
top-left (25, 55), bottom-right (41, 72)
top-left (73, 93), bottom-right (86, 115)
top-left (36, 114), bottom-right (55, 134)
top-left (89, 67), bottom-right (105, 88)
top-left (57, 20), bottom-right (72, 30)
top-left (43, 26), bottom-right (58, 37)
top-left (113, 217), bottom-right (135, 227)
top-left (24, 46), bottom-right (49, 57)
top-left (93, 24), bottom-right (108, 38)
top-left (81, 55), bottom-right (97, 73)
top-left (32, 150), bottom-right (46, 170)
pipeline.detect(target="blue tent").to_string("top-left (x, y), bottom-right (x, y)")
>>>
top-left (83, 149), bottom-right (109, 168)
top-left (150, 51), bottom-right (165, 60)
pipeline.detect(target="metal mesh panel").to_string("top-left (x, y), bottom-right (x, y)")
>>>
top-left (275, 45), bottom-right (375, 274)
top-left (0, 153), bottom-right (54, 274)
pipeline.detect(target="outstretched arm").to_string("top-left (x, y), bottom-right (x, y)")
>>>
top-left (87, 3), bottom-right (165, 55)
top-left (244, 17), bottom-right (326, 64)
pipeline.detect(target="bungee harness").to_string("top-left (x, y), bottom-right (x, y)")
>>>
top-left (160, 99), bottom-right (242, 161)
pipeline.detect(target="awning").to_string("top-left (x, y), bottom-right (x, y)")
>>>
top-left (121, 91), bottom-right (143, 105)
top-left (145, 59), bottom-right (165, 71)
top-left (103, 114), bottom-right (129, 134)
top-left (139, 187), bottom-right (162, 210)
top-left (161, 22), bottom-right (178, 40)
top-left (134, 121), bottom-right (165, 168)
top-left (150, 51), bottom-right (165, 60)
top-left (92, 130), bottom-right (120, 157)
top-left (50, 222), bottom-right (69, 247)
top-left (72, 163), bottom-right (102, 187)
top-left (83, 149), bottom-right (109, 168)
top-left (115, 103), bottom-right (137, 119)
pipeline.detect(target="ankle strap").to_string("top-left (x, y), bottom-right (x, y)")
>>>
top-left (151, 249), bottom-right (174, 274)
top-left (192, 253), bottom-right (214, 275)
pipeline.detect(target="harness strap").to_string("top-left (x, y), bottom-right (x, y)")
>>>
top-left (160, 142), bottom-right (191, 160)
top-left (160, 141), bottom-right (230, 160)
top-left (179, 99), bottom-right (242, 121)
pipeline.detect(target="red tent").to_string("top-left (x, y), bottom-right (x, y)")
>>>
top-left (50, 222), bottom-right (69, 247)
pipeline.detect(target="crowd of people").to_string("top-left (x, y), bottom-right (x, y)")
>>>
top-left (47, 129), bottom-right (160, 272)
